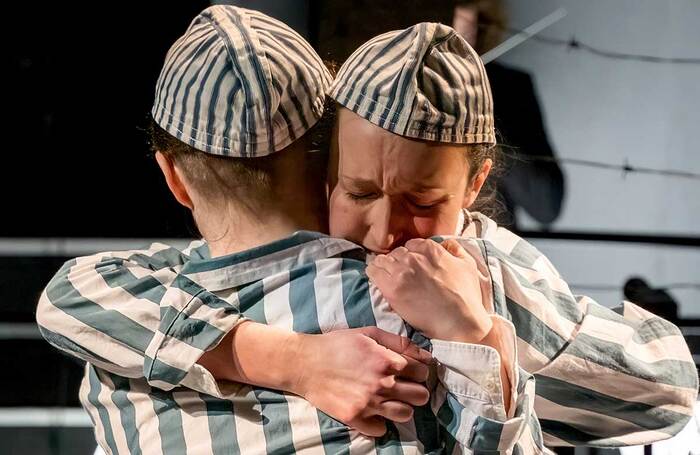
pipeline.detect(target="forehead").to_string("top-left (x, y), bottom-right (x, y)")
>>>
top-left (335, 108), bottom-right (468, 188)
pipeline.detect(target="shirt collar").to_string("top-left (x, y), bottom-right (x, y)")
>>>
top-left (180, 231), bottom-right (364, 292)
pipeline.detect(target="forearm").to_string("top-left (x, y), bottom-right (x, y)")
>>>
top-left (197, 320), bottom-right (303, 393)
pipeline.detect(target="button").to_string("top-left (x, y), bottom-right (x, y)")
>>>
top-left (486, 381), bottom-right (498, 393)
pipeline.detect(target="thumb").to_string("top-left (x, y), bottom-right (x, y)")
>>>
top-left (361, 327), bottom-right (411, 354)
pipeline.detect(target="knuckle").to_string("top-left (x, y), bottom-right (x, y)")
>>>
top-left (443, 239), bottom-right (458, 247)
top-left (336, 409), bottom-right (353, 422)
top-left (360, 326), bottom-right (377, 338)
top-left (395, 269), bottom-right (414, 283)
top-left (389, 246), bottom-right (407, 257)
top-left (373, 355), bottom-right (392, 373)
top-left (378, 375), bottom-right (396, 390)
top-left (410, 253), bottom-right (428, 268)
top-left (344, 404), bottom-right (364, 421)
top-left (405, 238), bottom-right (423, 250)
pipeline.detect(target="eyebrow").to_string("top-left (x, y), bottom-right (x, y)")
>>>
top-left (340, 176), bottom-right (377, 187)
top-left (410, 185), bottom-right (446, 193)
top-left (341, 176), bottom-right (447, 194)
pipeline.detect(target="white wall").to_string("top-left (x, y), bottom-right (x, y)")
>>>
top-left (500, 0), bottom-right (700, 316)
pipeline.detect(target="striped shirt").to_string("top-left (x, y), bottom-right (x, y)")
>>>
top-left (36, 212), bottom-right (698, 453)
top-left (37, 231), bottom-right (538, 454)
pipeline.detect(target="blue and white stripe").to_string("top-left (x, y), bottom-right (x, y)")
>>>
top-left (36, 212), bottom-right (699, 452)
top-left (38, 230), bottom-right (542, 454)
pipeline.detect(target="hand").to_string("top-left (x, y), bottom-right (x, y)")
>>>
top-left (291, 327), bottom-right (432, 437)
top-left (366, 238), bottom-right (492, 343)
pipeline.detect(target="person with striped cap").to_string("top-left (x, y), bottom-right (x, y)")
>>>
top-left (326, 22), bottom-right (696, 449)
top-left (326, 22), bottom-right (696, 450)
top-left (38, 6), bottom-right (547, 454)
top-left (37, 11), bottom-right (697, 454)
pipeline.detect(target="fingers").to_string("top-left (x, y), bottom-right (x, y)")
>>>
top-left (404, 238), bottom-right (437, 254)
top-left (366, 262), bottom-right (392, 286)
top-left (370, 254), bottom-right (396, 271)
top-left (381, 379), bottom-right (430, 406)
top-left (441, 238), bottom-right (468, 259)
top-left (350, 416), bottom-right (387, 437)
top-left (375, 400), bottom-right (415, 423)
top-left (376, 243), bottom-right (439, 273)
top-left (398, 339), bottom-right (432, 364)
top-left (360, 326), bottom-right (430, 362)
top-left (388, 246), bottom-right (409, 260)
top-left (360, 328), bottom-right (410, 372)
top-left (374, 250), bottom-right (418, 276)
top-left (397, 356), bottom-right (430, 382)
top-left (360, 327), bottom-right (410, 356)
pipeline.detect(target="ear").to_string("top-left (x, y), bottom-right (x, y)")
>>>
top-left (155, 151), bottom-right (194, 210)
top-left (463, 158), bottom-right (493, 208)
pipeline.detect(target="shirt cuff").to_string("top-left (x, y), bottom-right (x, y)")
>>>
top-left (430, 314), bottom-right (518, 420)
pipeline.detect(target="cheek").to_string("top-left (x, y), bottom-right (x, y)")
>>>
top-left (412, 205), bottom-right (463, 237)
top-left (328, 189), bottom-right (367, 240)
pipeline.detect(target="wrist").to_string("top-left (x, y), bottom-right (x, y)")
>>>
top-left (284, 332), bottom-right (316, 397)
top-left (437, 314), bottom-right (493, 344)
top-left (232, 322), bottom-right (306, 393)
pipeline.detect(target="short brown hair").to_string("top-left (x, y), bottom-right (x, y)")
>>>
top-left (146, 97), bottom-right (336, 209)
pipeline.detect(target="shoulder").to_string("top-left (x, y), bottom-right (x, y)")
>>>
top-left (467, 212), bottom-right (559, 276)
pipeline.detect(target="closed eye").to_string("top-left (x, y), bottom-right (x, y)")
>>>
top-left (346, 192), bottom-right (380, 201)
top-left (410, 201), bottom-right (441, 210)
top-left (412, 201), bottom-right (439, 209)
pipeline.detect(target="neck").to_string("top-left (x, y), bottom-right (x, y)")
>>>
top-left (204, 209), bottom-right (322, 257)
top-left (194, 142), bottom-right (329, 257)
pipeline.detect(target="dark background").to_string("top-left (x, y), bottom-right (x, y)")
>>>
top-left (2, 3), bottom-right (466, 453)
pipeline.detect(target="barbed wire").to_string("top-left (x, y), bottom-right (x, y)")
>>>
top-left (499, 147), bottom-right (700, 181)
top-left (570, 282), bottom-right (700, 292)
top-left (495, 25), bottom-right (700, 64)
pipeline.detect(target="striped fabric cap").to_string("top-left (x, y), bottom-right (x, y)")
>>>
top-left (152, 6), bottom-right (332, 157)
top-left (330, 22), bottom-right (496, 145)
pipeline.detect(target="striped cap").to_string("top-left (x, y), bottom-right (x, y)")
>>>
top-left (152, 6), bottom-right (332, 157)
top-left (330, 23), bottom-right (495, 145)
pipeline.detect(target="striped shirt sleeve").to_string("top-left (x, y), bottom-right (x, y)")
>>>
top-left (35, 242), bottom-right (246, 397)
top-left (459, 221), bottom-right (699, 448)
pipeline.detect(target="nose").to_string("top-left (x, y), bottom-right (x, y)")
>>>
top-left (368, 197), bottom-right (404, 252)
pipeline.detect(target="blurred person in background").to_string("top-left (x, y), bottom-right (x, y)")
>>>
top-left (453, 0), bottom-right (565, 230)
